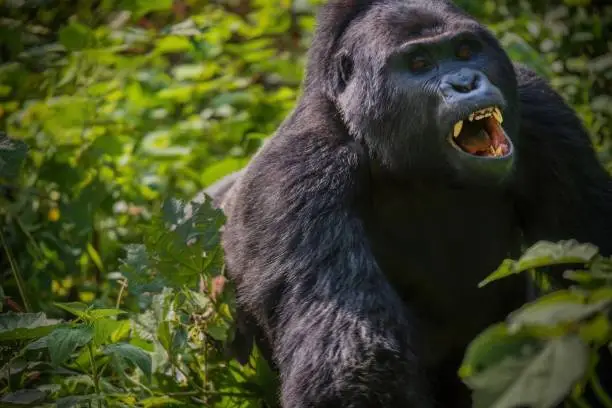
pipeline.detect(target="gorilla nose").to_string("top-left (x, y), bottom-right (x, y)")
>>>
top-left (443, 69), bottom-right (483, 93)
top-left (440, 69), bottom-right (500, 104)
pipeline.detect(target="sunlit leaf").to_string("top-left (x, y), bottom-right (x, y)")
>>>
top-left (466, 335), bottom-right (589, 408)
top-left (58, 22), bottom-right (96, 50)
top-left (508, 291), bottom-right (611, 332)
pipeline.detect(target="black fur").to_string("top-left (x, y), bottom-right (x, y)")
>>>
top-left (204, 1), bottom-right (612, 406)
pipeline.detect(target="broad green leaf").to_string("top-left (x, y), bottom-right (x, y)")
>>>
top-left (466, 335), bottom-right (589, 408)
top-left (0, 389), bottom-right (46, 404)
top-left (590, 287), bottom-right (612, 303)
top-left (139, 197), bottom-right (225, 288)
top-left (508, 290), bottom-right (611, 332)
top-left (207, 322), bottom-right (229, 342)
top-left (58, 22), bottom-right (95, 50)
top-left (480, 241), bottom-right (600, 287)
top-left (579, 314), bottom-right (611, 344)
top-left (92, 318), bottom-right (130, 346)
top-left (103, 343), bottom-right (152, 380)
top-left (460, 323), bottom-right (542, 379)
top-left (515, 241), bottom-right (599, 272)
top-left (47, 325), bottom-right (94, 367)
top-left (154, 36), bottom-right (193, 54)
top-left (172, 64), bottom-right (206, 80)
top-left (0, 312), bottom-right (61, 341)
top-left (54, 302), bottom-right (90, 318)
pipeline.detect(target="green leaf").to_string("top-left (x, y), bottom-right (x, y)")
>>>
top-left (120, 0), bottom-right (173, 18)
top-left (58, 22), bottom-right (96, 51)
top-left (88, 309), bottom-right (127, 320)
top-left (460, 323), bottom-right (542, 379)
top-left (156, 320), bottom-right (172, 351)
top-left (141, 396), bottom-right (185, 407)
top-left (465, 335), bottom-right (589, 408)
top-left (47, 325), bottom-right (94, 367)
top-left (0, 312), bottom-right (61, 341)
top-left (103, 343), bottom-right (152, 380)
top-left (154, 36), bottom-right (193, 54)
top-left (54, 302), bottom-right (90, 319)
top-left (479, 259), bottom-right (516, 287)
top-left (92, 318), bottom-right (130, 346)
top-left (480, 241), bottom-right (600, 287)
top-left (516, 240), bottom-right (599, 271)
top-left (207, 322), bottom-right (229, 342)
top-left (139, 196), bottom-right (225, 289)
top-left (0, 389), bottom-right (46, 405)
top-left (119, 244), bottom-right (166, 295)
top-left (86, 243), bottom-right (106, 275)
top-left (508, 290), bottom-right (611, 331)
top-left (56, 394), bottom-right (103, 408)
top-left (0, 133), bottom-right (28, 180)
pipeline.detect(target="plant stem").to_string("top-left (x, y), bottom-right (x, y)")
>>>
top-left (0, 228), bottom-right (31, 312)
top-left (115, 279), bottom-right (127, 309)
top-left (592, 373), bottom-right (612, 408)
top-left (88, 343), bottom-right (102, 408)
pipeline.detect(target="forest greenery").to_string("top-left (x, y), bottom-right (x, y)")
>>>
top-left (0, 0), bottom-right (611, 407)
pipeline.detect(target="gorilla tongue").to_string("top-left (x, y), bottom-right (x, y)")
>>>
top-left (455, 117), bottom-right (508, 157)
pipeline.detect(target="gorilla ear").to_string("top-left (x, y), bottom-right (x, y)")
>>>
top-left (336, 51), bottom-right (354, 93)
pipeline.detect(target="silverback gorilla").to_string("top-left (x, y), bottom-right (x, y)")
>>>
top-left (202, 0), bottom-right (612, 406)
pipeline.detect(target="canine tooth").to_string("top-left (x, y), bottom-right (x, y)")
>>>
top-left (493, 109), bottom-right (503, 123)
top-left (453, 120), bottom-right (463, 138)
top-left (469, 113), bottom-right (475, 121)
top-left (494, 146), bottom-right (503, 156)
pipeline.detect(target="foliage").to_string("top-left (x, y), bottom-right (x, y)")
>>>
top-left (461, 241), bottom-right (612, 408)
top-left (0, 0), bottom-right (610, 407)
top-left (0, 178), bottom-right (278, 407)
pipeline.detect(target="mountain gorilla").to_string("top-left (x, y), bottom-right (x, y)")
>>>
top-left (202, 0), bottom-right (612, 406)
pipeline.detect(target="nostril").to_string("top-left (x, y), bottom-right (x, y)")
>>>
top-left (451, 83), bottom-right (473, 93)
top-left (450, 74), bottom-right (480, 93)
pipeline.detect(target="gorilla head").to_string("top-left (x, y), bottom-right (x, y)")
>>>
top-left (305, 0), bottom-right (520, 184)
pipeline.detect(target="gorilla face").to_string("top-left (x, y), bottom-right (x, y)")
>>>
top-left (333, 0), bottom-right (520, 184)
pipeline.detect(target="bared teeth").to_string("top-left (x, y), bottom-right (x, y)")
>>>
top-left (493, 108), bottom-right (503, 124)
top-left (467, 106), bottom-right (502, 122)
top-left (453, 120), bottom-right (463, 138)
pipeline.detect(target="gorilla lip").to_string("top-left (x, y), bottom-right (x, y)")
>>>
top-left (449, 106), bottom-right (511, 158)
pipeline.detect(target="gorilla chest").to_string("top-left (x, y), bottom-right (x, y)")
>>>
top-left (363, 185), bottom-right (525, 362)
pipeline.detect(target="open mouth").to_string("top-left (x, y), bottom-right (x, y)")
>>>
top-left (449, 106), bottom-right (510, 158)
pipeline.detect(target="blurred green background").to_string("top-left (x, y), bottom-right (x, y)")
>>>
top-left (0, 0), bottom-right (610, 407)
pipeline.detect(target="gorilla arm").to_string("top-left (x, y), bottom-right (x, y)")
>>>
top-left (513, 64), bottom-right (612, 256)
top-left (221, 128), bottom-right (431, 408)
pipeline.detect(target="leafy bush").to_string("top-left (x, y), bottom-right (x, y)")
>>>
top-left (461, 241), bottom-right (612, 408)
top-left (1, 0), bottom-right (611, 407)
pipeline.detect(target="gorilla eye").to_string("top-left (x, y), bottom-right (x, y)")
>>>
top-left (455, 40), bottom-right (480, 60)
top-left (407, 54), bottom-right (432, 73)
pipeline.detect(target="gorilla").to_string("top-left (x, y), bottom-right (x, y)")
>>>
top-left (201, 0), bottom-right (612, 406)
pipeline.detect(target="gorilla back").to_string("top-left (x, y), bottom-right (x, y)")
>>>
top-left (209, 0), bottom-right (612, 407)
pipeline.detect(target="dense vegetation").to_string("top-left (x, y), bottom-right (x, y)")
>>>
top-left (1, 0), bottom-right (611, 407)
